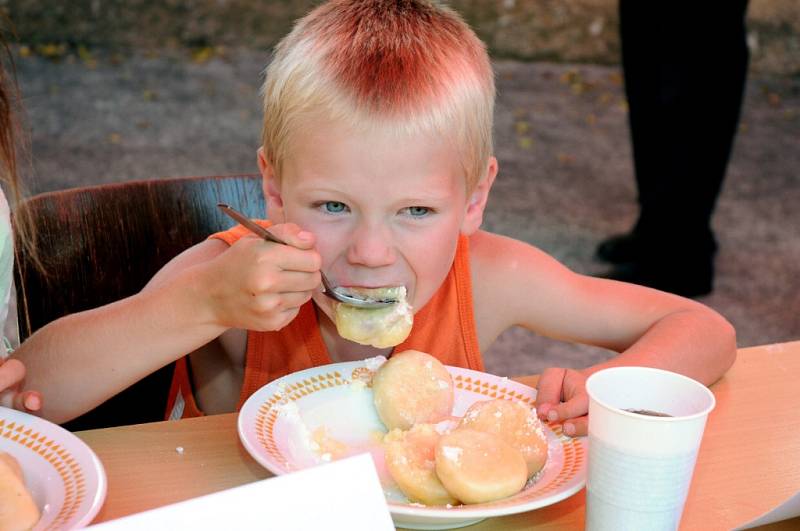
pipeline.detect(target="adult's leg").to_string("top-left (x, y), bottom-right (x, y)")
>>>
top-left (598, 0), bottom-right (749, 296)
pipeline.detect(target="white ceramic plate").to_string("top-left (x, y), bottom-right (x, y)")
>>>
top-left (0, 407), bottom-right (107, 530)
top-left (238, 358), bottom-right (587, 530)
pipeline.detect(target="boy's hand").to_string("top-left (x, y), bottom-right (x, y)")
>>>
top-left (535, 367), bottom-right (588, 437)
top-left (0, 357), bottom-right (42, 412)
top-left (204, 223), bottom-right (322, 332)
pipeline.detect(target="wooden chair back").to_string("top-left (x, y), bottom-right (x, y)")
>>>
top-left (13, 174), bottom-right (265, 430)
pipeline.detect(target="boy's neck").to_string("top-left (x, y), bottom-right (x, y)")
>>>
top-left (316, 307), bottom-right (394, 363)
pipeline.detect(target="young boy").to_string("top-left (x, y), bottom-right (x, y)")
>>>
top-left (13, 0), bottom-right (735, 436)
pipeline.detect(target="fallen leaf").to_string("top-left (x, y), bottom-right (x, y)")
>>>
top-left (597, 92), bottom-right (613, 105)
top-left (559, 69), bottom-right (580, 86)
top-left (36, 43), bottom-right (67, 59)
top-left (78, 46), bottom-right (97, 69)
top-left (515, 121), bottom-right (530, 135)
top-left (512, 107), bottom-right (528, 119)
top-left (518, 137), bottom-right (534, 150)
top-left (557, 153), bottom-right (575, 164)
top-left (192, 47), bottom-right (214, 64)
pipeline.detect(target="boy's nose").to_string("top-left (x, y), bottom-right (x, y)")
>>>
top-left (347, 224), bottom-right (396, 268)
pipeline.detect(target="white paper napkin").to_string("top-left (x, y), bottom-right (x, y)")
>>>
top-left (88, 453), bottom-right (394, 530)
top-left (736, 491), bottom-right (800, 530)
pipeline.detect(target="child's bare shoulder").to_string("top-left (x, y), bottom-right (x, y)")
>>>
top-left (468, 230), bottom-right (569, 282)
top-left (468, 230), bottom-right (577, 337)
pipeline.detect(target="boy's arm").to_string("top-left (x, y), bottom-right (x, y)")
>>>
top-left (470, 231), bottom-right (736, 435)
top-left (12, 223), bottom-right (321, 424)
top-left (10, 239), bottom-right (233, 423)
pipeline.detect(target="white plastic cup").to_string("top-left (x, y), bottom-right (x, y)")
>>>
top-left (585, 366), bottom-right (716, 531)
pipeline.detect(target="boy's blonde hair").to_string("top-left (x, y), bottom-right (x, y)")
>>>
top-left (261, 0), bottom-right (495, 191)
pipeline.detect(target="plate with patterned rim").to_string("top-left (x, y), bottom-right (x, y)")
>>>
top-left (238, 358), bottom-right (587, 530)
top-left (0, 407), bottom-right (107, 530)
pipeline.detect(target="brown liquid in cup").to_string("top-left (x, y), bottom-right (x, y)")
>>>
top-left (623, 408), bottom-right (673, 417)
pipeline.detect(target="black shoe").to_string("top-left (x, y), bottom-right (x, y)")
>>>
top-left (597, 230), bottom-right (719, 266)
top-left (598, 261), bottom-right (714, 298)
top-left (595, 232), bottom-right (643, 264)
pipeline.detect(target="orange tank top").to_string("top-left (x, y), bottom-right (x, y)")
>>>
top-left (165, 221), bottom-right (484, 419)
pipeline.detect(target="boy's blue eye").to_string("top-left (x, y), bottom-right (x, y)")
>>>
top-left (323, 201), bottom-right (347, 213)
top-left (405, 206), bottom-right (430, 217)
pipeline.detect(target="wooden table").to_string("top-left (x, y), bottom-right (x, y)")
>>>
top-left (77, 342), bottom-right (800, 529)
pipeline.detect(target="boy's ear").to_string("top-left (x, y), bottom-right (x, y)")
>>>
top-left (461, 157), bottom-right (498, 235)
top-left (258, 147), bottom-right (285, 219)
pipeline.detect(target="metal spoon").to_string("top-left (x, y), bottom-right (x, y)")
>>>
top-left (217, 203), bottom-right (397, 309)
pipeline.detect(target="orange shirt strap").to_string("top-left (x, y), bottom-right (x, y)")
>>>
top-left (208, 220), bottom-right (273, 245)
top-left (164, 357), bottom-right (205, 419)
top-left (453, 235), bottom-right (483, 371)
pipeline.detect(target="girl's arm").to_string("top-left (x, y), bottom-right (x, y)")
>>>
top-left (0, 357), bottom-right (41, 412)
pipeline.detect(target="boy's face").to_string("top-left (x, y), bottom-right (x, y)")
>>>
top-left (259, 118), bottom-right (496, 320)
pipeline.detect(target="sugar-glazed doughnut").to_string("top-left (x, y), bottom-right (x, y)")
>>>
top-left (384, 424), bottom-right (459, 506)
top-left (459, 399), bottom-right (548, 477)
top-left (372, 350), bottom-right (454, 431)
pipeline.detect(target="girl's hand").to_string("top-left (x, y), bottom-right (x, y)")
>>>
top-left (0, 357), bottom-right (42, 412)
top-left (202, 223), bottom-right (322, 332)
top-left (535, 367), bottom-right (589, 437)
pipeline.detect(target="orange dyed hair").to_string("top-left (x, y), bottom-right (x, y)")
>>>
top-left (261, 0), bottom-right (495, 190)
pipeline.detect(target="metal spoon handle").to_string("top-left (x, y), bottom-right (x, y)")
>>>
top-left (217, 203), bottom-right (287, 246)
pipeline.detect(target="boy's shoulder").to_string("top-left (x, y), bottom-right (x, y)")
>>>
top-left (468, 230), bottom-right (558, 276)
top-left (468, 230), bottom-right (549, 286)
top-left (467, 230), bottom-right (576, 331)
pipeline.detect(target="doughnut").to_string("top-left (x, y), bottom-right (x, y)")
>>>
top-left (333, 286), bottom-right (413, 348)
top-left (372, 350), bottom-right (454, 431)
top-left (383, 424), bottom-right (458, 506)
top-left (458, 399), bottom-right (548, 477)
top-left (434, 429), bottom-right (528, 504)
top-left (0, 452), bottom-right (40, 531)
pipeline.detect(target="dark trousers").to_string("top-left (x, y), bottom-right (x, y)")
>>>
top-left (619, 0), bottom-right (750, 261)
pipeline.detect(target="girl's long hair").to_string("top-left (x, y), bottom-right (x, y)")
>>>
top-left (2, 19), bottom-right (42, 340)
